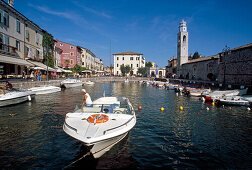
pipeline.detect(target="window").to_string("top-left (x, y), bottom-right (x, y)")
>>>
top-left (25, 29), bottom-right (29, 41)
top-left (117, 64), bottom-right (119, 67)
top-left (35, 35), bottom-right (39, 45)
top-left (60, 43), bottom-right (63, 46)
top-left (4, 35), bottom-right (9, 52)
top-left (70, 52), bottom-right (74, 56)
top-left (70, 46), bottom-right (74, 49)
top-left (70, 59), bottom-right (73, 65)
top-left (183, 35), bottom-right (186, 43)
top-left (82, 62), bottom-right (84, 65)
top-left (0, 10), bottom-right (9, 27)
top-left (117, 57), bottom-right (119, 60)
top-left (16, 19), bottom-right (20, 33)
top-left (130, 57), bottom-right (133, 60)
top-left (131, 64), bottom-right (133, 68)
top-left (36, 49), bottom-right (39, 57)
top-left (25, 46), bottom-right (29, 53)
top-left (122, 57), bottom-right (124, 60)
top-left (137, 64), bottom-right (138, 67)
top-left (16, 40), bottom-right (20, 51)
top-left (82, 54), bottom-right (84, 58)
top-left (0, 33), bottom-right (3, 50)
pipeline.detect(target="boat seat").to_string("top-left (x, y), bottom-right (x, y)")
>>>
top-left (113, 108), bottom-right (126, 114)
top-left (82, 107), bottom-right (101, 113)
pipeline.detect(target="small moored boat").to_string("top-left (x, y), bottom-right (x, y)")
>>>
top-left (28, 86), bottom-right (61, 95)
top-left (60, 79), bottom-right (82, 88)
top-left (63, 96), bottom-right (136, 158)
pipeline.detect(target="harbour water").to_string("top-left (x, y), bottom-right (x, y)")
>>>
top-left (0, 82), bottom-right (251, 169)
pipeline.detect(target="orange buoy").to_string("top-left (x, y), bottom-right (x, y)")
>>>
top-left (138, 106), bottom-right (142, 110)
top-left (88, 114), bottom-right (109, 124)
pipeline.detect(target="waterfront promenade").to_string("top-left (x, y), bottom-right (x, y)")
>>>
top-left (3, 76), bottom-right (250, 93)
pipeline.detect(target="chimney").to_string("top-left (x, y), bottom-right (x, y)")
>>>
top-left (8, 0), bottom-right (14, 7)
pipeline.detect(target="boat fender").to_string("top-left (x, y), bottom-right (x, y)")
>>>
top-left (27, 95), bottom-right (31, 101)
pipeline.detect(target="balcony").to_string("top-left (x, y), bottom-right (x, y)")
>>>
top-left (0, 43), bottom-right (17, 57)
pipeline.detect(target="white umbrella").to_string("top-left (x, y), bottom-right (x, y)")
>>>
top-left (31, 67), bottom-right (45, 70)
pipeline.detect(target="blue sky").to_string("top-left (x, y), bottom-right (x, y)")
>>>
top-left (11, 0), bottom-right (252, 67)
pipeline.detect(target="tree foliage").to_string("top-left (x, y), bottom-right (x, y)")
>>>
top-left (192, 52), bottom-right (200, 59)
top-left (120, 65), bottom-right (131, 76)
top-left (70, 64), bottom-right (87, 73)
top-left (42, 31), bottom-right (55, 68)
top-left (137, 67), bottom-right (148, 77)
top-left (145, 62), bottom-right (153, 68)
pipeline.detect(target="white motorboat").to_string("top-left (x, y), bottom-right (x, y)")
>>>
top-left (0, 90), bottom-right (34, 107)
top-left (82, 81), bottom-right (95, 86)
top-left (125, 79), bottom-right (129, 83)
top-left (63, 96), bottom-right (136, 158)
top-left (28, 86), bottom-right (61, 95)
top-left (60, 79), bottom-right (82, 88)
top-left (216, 96), bottom-right (251, 106)
top-left (204, 88), bottom-right (248, 102)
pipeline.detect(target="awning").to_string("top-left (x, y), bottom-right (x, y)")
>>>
top-left (63, 69), bottom-right (72, 73)
top-left (31, 67), bottom-right (46, 70)
top-left (0, 55), bottom-right (34, 66)
top-left (82, 70), bottom-right (92, 73)
top-left (27, 60), bottom-right (55, 72)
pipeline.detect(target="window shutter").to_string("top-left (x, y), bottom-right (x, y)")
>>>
top-left (0, 9), bottom-right (3, 23)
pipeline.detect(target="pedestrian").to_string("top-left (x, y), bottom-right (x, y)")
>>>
top-left (38, 71), bottom-right (41, 81)
top-left (81, 89), bottom-right (93, 109)
top-left (30, 71), bottom-right (34, 81)
top-left (53, 72), bottom-right (57, 80)
top-left (22, 70), bottom-right (26, 79)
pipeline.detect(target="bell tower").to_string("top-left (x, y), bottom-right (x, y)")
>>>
top-left (177, 19), bottom-right (188, 77)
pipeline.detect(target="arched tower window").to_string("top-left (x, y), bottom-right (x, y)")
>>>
top-left (183, 35), bottom-right (186, 43)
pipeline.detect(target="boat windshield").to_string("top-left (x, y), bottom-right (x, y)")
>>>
top-left (73, 101), bottom-right (133, 115)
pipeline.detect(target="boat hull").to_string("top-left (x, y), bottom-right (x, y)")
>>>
top-left (62, 82), bottom-right (82, 88)
top-left (28, 86), bottom-right (61, 95)
top-left (90, 132), bottom-right (128, 158)
top-left (0, 92), bottom-right (30, 107)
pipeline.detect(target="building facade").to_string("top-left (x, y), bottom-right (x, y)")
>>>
top-left (166, 56), bottom-right (177, 78)
top-left (0, 0), bottom-right (44, 78)
top-left (55, 40), bottom-right (82, 68)
top-left (80, 47), bottom-right (96, 70)
top-left (218, 43), bottom-right (252, 87)
top-left (113, 51), bottom-right (145, 76)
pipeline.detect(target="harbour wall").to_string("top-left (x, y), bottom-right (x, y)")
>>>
top-left (10, 77), bottom-right (151, 89)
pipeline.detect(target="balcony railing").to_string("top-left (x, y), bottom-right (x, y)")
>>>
top-left (0, 43), bottom-right (17, 57)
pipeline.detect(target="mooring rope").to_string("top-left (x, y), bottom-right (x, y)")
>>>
top-left (63, 152), bottom-right (91, 169)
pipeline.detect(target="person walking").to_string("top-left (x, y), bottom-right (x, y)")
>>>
top-left (38, 71), bottom-right (41, 81)
top-left (22, 70), bottom-right (26, 79)
top-left (30, 71), bottom-right (34, 81)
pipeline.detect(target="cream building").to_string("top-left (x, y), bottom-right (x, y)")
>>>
top-left (0, 0), bottom-right (43, 77)
top-left (113, 51), bottom-right (145, 76)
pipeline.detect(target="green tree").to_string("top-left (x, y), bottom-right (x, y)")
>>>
top-left (42, 31), bottom-right (55, 68)
top-left (145, 62), bottom-right (153, 68)
top-left (64, 60), bottom-right (70, 69)
top-left (137, 67), bottom-right (148, 77)
top-left (120, 65), bottom-right (131, 76)
top-left (192, 52), bottom-right (200, 59)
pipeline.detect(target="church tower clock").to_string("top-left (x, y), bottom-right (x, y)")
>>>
top-left (177, 19), bottom-right (188, 77)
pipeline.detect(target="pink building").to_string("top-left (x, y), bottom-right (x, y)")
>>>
top-left (55, 40), bottom-right (82, 68)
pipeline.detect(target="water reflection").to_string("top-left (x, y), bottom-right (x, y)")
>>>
top-left (0, 82), bottom-right (251, 169)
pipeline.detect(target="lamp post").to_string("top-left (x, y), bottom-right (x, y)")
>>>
top-left (46, 43), bottom-right (49, 81)
top-left (222, 45), bottom-right (230, 88)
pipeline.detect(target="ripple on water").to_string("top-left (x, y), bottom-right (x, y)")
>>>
top-left (0, 82), bottom-right (252, 169)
